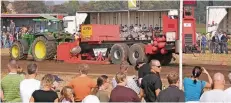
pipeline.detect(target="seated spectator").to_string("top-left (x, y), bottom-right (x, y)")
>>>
top-left (20, 63), bottom-right (40, 103)
top-left (183, 66), bottom-right (212, 102)
top-left (82, 95), bottom-right (100, 103)
top-left (224, 73), bottom-right (231, 102)
top-left (91, 75), bottom-right (110, 102)
top-left (112, 61), bottom-right (140, 94)
top-left (59, 86), bottom-right (74, 103)
top-left (200, 72), bottom-right (226, 102)
top-left (68, 64), bottom-right (96, 102)
top-left (157, 71), bottom-right (185, 102)
top-left (139, 60), bottom-right (162, 102)
top-left (109, 72), bottom-right (140, 102)
top-left (30, 74), bottom-right (58, 102)
top-left (1, 60), bottom-right (24, 102)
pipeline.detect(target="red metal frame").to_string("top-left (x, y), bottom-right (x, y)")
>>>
top-left (57, 40), bottom-right (110, 64)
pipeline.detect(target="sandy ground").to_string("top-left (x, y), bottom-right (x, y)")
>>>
top-left (1, 48), bottom-right (231, 91)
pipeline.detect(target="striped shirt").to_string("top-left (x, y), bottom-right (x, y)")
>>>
top-left (1, 73), bottom-right (24, 102)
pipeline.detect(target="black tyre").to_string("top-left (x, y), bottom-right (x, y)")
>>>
top-left (10, 41), bottom-right (28, 60)
top-left (110, 43), bottom-right (129, 64)
top-left (155, 52), bottom-right (172, 65)
top-left (128, 43), bottom-right (148, 66)
top-left (31, 36), bottom-right (56, 61)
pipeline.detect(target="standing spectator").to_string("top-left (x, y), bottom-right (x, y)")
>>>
top-left (68, 64), bottom-right (96, 102)
top-left (20, 63), bottom-right (40, 103)
top-left (82, 95), bottom-right (100, 103)
top-left (2, 32), bottom-right (7, 48)
top-left (9, 33), bottom-right (14, 47)
top-left (218, 31), bottom-right (224, 53)
top-left (91, 75), bottom-right (110, 102)
top-left (59, 86), bottom-right (74, 103)
top-left (184, 66), bottom-right (212, 102)
top-left (200, 73), bottom-right (226, 102)
top-left (9, 20), bottom-right (15, 36)
top-left (139, 60), bottom-right (162, 102)
top-left (221, 33), bottom-right (230, 54)
top-left (30, 74), bottom-right (58, 102)
top-left (224, 73), bottom-right (231, 102)
top-left (135, 59), bottom-right (151, 85)
top-left (214, 33), bottom-right (220, 53)
top-left (109, 72), bottom-right (140, 102)
top-left (112, 62), bottom-right (140, 94)
top-left (201, 35), bottom-right (207, 53)
top-left (157, 71), bottom-right (185, 102)
top-left (1, 60), bottom-right (24, 102)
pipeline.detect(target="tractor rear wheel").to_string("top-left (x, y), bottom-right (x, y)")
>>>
top-left (31, 36), bottom-right (56, 61)
top-left (10, 41), bottom-right (28, 60)
top-left (110, 43), bottom-right (129, 64)
top-left (128, 43), bottom-right (148, 66)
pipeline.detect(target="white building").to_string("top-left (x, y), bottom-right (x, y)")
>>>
top-left (206, 6), bottom-right (231, 34)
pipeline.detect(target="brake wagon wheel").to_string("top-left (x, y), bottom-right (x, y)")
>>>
top-left (10, 41), bottom-right (28, 60)
top-left (31, 36), bottom-right (56, 61)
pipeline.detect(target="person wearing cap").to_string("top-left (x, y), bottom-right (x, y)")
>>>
top-left (139, 60), bottom-right (162, 102)
top-left (135, 59), bottom-right (151, 85)
top-left (68, 64), bottom-right (96, 102)
top-left (52, 75), bottom-right (63, 92)
top-left (111, 61), bottom-right (140, 94)
top-left (20, 63), bottom-right (40, 103)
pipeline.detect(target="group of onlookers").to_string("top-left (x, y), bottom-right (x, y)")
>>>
top-left (1, 59), bottom-right (231, 103)
top-left (1, 20), bottom-right (30, 48)
top-left (201, 30), bottom-right (230, 54)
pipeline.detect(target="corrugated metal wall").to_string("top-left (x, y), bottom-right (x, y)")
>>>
top-left (219, 8), bottom-right (231, 33)
top-left (90, 11), bottom-right (168, 28)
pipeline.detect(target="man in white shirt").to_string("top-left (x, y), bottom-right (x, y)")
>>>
top-left (20, 63), bottom-right (40, 103)
top-left (224, 73), bottom-right (231, 102)
top-left (200, 72), bottom-right (226, 102)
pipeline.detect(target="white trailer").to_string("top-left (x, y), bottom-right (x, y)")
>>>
top-left (206, 6), bottom-right (231, 35)
top-left (63, 13), bottom-right (87, 34)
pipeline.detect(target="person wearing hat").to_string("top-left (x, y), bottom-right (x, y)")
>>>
top-left (52, 75), bottom-right (63, 92)
top-left (135, 59), bottom-right (151, 85)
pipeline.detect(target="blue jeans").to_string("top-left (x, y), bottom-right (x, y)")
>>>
top-left (223, 42), bottom-right (228, 54)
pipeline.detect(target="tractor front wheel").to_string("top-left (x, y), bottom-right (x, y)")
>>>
top-left (10, 41), bottom-right (28, 60)
top-left (31, 36), bottom-right (56, 61)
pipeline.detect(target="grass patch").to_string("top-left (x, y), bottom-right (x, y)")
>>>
top-left (196, 23), bottom-right (206, 33)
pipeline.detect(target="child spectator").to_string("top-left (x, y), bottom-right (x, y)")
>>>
top-left (91, 75), bottom-right (110, 102)
top-left (17, 66), bottom-right (26, 78)
top-left (59, 86), bottom-right (74, 103)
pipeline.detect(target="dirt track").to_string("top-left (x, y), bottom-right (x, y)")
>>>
top-left (1, 48), bottom-right (231, 87)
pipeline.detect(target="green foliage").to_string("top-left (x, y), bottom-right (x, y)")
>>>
top-left (1, 1), bottom-right (7, 13)
top-left (13, 1), bottom-right (48, 13)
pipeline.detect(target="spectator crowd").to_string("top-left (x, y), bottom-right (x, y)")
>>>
top-left (200, 30), bottom-right (230, 54)
top-left (1, 20), bottom-right (32, 48)
top-left (1, 59), bottom-right (231, 103)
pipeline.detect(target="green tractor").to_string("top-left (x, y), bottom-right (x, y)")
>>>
top-left (10, 18), bottom-right (73, 61)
